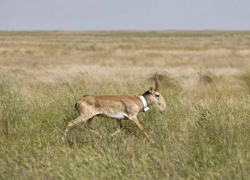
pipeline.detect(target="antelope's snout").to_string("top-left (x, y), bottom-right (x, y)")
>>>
top-left (157, 94), bottom-right (166, 113)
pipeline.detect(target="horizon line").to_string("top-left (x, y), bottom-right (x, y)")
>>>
top-left (1, 29), bottom-right (250, 32)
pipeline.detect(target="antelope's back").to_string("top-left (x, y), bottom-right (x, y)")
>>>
top-left (79, 95), bottom-right (136, 109)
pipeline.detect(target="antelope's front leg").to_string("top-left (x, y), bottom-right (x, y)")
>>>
top-left (131, 117), bottom-right (154, 143)
top-left (111, 119), bottom-right (122, 136)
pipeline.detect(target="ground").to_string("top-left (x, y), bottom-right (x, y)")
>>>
top-left (0, 31), bottom-right (250, 179)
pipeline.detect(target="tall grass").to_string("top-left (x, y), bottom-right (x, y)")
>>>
top-left (240, 72), bottom-right (250, 92)
top-left (1, 31), bottom-right (250, 179)
top-left (0, 70), bottom-right (250, 179)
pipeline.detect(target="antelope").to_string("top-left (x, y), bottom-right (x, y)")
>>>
top-left (63, 72), bottom-right (166, 142)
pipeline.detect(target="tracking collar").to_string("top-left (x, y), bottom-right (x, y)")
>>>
top-left (139, 96), bottom-right (149, 112)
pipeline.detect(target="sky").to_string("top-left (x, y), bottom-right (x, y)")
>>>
top-left (0, 0), bottom-right (250, 31)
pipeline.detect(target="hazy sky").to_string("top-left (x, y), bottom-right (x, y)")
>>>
top-left (1, 0), bottom-right (250, 30)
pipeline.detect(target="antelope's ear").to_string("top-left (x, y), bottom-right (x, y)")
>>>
top-left (148, 87), bottom-right (154, 93)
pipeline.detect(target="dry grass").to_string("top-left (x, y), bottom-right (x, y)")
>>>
top-left (0, 31), bottom-right (250, 179)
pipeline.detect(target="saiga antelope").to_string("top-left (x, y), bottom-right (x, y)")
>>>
top-left (63, 72), bottom-right (166, 142)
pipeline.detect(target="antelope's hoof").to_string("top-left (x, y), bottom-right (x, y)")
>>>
top-left (111, 129), bottom-right (121, 137)
top-left (150, 140), bottom-right (155, 144)
top-left (89, 129), bottom-right (100, 136)
top-left (61, 134), bottom-right (66, 141)
top-left (148, 138), bottom-right (155, 144)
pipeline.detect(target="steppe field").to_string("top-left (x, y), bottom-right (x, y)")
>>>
top-left (1, 31), bottom-right (250, 179)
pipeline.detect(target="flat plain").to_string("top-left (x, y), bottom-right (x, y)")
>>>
top-left (0, 31), bottom-right (250, 179)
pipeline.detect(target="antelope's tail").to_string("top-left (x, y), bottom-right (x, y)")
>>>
top-left (75, 103), bottom-right (78, 111)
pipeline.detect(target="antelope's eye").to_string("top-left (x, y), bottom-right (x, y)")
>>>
top-left (155, 94), bottom-right (160, 97)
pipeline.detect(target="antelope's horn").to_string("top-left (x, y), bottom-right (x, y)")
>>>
top-left (155, 72), bottom-right (159, 91)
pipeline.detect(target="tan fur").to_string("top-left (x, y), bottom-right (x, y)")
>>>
top-left (63, 72), bottom-right (166, 143)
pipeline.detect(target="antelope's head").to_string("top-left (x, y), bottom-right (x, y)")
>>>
top-left (142, 72), bottom-right (166, 113)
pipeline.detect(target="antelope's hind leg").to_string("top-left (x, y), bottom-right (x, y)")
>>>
top-left (62, 114), bottom-right (93, 140)
top-left (111, 119), bottom-right (122, 136)
top-left (85, 118), bottom-right (100, 135)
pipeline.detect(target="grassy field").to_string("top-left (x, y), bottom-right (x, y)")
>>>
top-left (0, 31), bottom-right (250, 179)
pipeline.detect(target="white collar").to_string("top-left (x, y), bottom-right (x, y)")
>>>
top-left (139, 96), bottom-right (149, 112)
